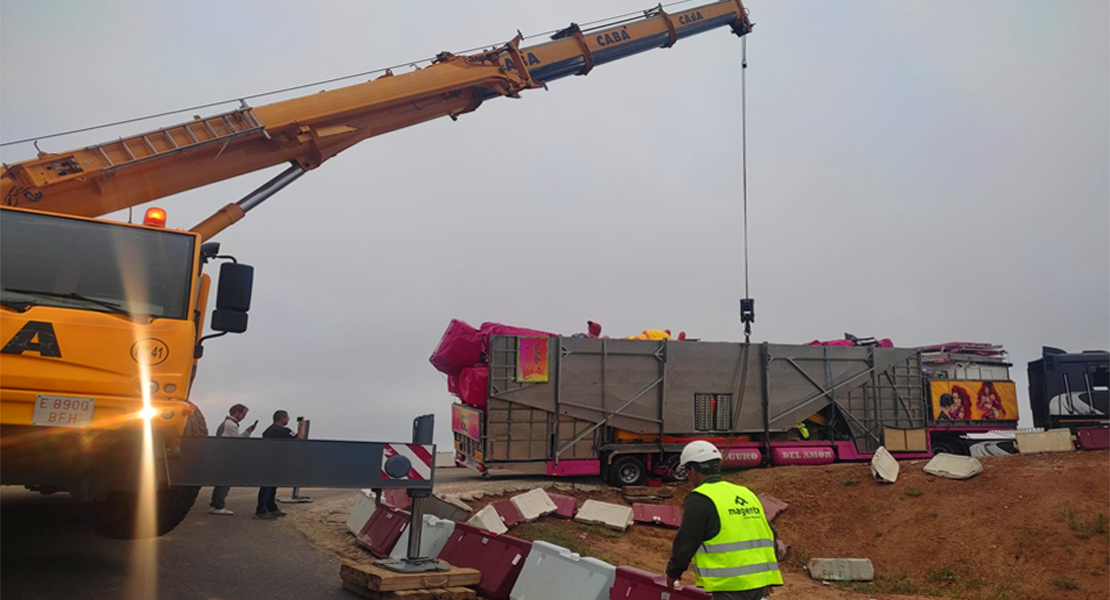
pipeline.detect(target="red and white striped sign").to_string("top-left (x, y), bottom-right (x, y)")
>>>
top-left (381, 443), bottom-right (435, 480)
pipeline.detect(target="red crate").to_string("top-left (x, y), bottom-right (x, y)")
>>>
top-left (356, 504), bottom-right (410, 557)
top-left (548, 493), bottom-right (578, 519)
top-left (610, 566), bottom-right (710, 600)
top-left (1077, 426), bottom-right (1110, 450)
top-left (491, 499), bottom-right (526, 528)
top-left (438, 521), bottom-right (532, 600)
top-left (632, 503), bottom-right (682, 528)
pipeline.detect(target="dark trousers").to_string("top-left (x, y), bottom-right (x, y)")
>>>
top-left (256, 487), bottom-right (278, 515)
top-left (210, 486), bottom-right (231, 509)
top-left (712, 589), bottom-right (767, 600)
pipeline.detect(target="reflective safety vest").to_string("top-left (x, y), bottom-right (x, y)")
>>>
top-left (691, 481), bottom-right (784, 592)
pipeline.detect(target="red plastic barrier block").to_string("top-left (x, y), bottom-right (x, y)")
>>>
top-left (438, 521), bottom-right (532, 600)
top-left (356, 505), bottom-right (410, 558)
top-left (610, 566), bottom-right (710, 600)
top-left (757, 492), bottom-right (789, 522)
top-left (1077, 427), bottom-right (1110, 450)
top-left (632, 503), bottom-right (682, 529)
top-left (548, 493), bottom-right (578, 519)
top-left (381, 488), bottom-right (412, 510)
top-left (491, 499), bottom-right (525, 528)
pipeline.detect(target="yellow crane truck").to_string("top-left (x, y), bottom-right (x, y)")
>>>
top-left (0, 0), bottom-right (753, 537)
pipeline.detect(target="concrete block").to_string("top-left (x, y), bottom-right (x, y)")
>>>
top-left (467, 504), bottom-right (508, 535)
top-left (807, 558), bottom-right (874, 581)
top-left (1016, 429), bottom-right (1075, 454)
top-left (510, 540), bottom-right (615, 600)
top-left (870, 446), bottom-right (899, 483)
top-left (574, 499), bottom-right (633, 531)
top-left (347, 489), bottom-right (377, 535)
top-left (390, 514), bottom-right (457, 560)
top-left (511, 488), bottom-right (558, 522)
top-left (923, 453), bottom-right (983, 480)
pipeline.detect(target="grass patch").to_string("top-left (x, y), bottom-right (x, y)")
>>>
top-left (841, 478), bottom-right (859, 487)
top-left (795, 544), bottom-right (809, 569)
top-left (1060, 509), bottom-right (1108, 539)
top-left (583, 523), bottom-right (623, 539)
top-left (875, 531), bottom-right (884, 538)
top-left (840, 572), bottom-right (921, 594)
top-left (926, 564), bottom-right (959, 584)
top-left (1051, 575), bottom-right (1079, 590)
top-left (511, 521), bottom-right (590, 556)
top-left (905, 488), bottom-right (924, 497)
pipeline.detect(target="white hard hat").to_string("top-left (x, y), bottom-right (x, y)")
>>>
top-left (679, 440), bottom-right (722, 467)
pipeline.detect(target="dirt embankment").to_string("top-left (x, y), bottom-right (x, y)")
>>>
top-left (296, 451), bottom-right (1109, 600)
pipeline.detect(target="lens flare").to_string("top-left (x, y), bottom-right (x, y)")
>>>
top-left (116, 229), bottom-right (160, 599)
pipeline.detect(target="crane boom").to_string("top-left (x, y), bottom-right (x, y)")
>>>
top-left (1, 0), bottom-right (750, 228)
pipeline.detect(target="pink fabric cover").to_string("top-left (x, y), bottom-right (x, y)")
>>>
top-left (430, 320), bottom-right (556, 378)
top-left (430, 319), bottom-right (483, 378)
top-left (807, 339), bottom-right (856, 347)
top-left (458, 366), bottom-right (489, 407)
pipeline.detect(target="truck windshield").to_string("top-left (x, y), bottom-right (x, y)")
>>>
top-left (0, 210), bottom-right (195, 320)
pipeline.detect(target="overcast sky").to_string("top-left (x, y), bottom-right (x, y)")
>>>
top-left (2, 0), bottom-right (1107, 447)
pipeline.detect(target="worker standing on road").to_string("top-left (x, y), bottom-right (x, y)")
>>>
top-left (666, 440), bottom-right (783, 599)
top-left (255, 410), bottom-right (296, 520)
top-left (208, 403), bottom-right (256, 515)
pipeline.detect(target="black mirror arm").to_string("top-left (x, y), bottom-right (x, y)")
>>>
top-left (194, 331), bottom-right (229, 359)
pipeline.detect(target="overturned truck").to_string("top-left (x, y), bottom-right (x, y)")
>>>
top-left (438, 327), bottom-right (1019, 486)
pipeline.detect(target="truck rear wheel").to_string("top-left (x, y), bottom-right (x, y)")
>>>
top-left (607, 455), bottom-right (647, 487)
top-left (91, 402), bottom-right (206, 539)
top-left (931, 435), bottom-right (968, 456)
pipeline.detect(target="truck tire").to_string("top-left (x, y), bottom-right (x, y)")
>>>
top-left (608, 455), bottom-right (647, 487)
top-left (661, 455), bottom-right (688, 482)
top-left (931, 435), bottom-right (968, 456)
top-left (91, 403), bottom-right (206, 539)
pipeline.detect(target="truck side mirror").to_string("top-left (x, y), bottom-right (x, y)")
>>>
top-left (210, 262), bottom-right (254, 334)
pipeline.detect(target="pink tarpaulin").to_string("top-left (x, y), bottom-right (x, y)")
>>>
top-left (430, 319), bottom-right (482, 378)
top-left (430, 319), bottom-right (556, 378)
top-left (459, 366), bottom-right (489, 407)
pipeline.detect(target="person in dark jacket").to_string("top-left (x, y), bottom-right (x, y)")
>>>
top-left (666, 441), bottom-right (782, 599)
top-left (255, 410), bottom-right (297, 520)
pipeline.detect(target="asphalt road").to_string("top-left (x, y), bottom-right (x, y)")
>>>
top-left (1, 486), bottom-right (349, 600)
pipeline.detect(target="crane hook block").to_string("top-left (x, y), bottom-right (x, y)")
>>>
top-left (740, 298), bottom-right (755, 324)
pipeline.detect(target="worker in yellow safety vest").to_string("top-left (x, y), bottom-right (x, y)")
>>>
top-left (666, 440), bottom-right (783, 599)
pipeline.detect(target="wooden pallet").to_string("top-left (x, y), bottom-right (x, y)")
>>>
top-left (341, 581), bottom-right (477, 599)
top-left (341, 562), bottom-right (481, 592)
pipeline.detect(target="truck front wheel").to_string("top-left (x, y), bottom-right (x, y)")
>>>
top-left (91, 402), bottom-right (207, 539)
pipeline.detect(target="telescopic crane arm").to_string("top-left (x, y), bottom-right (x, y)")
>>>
top-left (1, 0), bottom-right (751, 239)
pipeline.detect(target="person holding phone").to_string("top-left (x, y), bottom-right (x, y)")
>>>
top-left (208, 403), bottom-right (256, 515)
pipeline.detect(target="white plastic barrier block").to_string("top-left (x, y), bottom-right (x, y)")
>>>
top-left (467, 504), bottom-right (508, 535)
top-left (1016, 429), bottom-right (1075, 454)
top-left (923, 453), bottom-right (983, 480)
top-left (390, 514), bottom-right (457, 560)
top-left (510, 540), bottom-right (616, 600)
top-left (346, 489), bottom-right (377, 535)
top-left (807, 558), bottom-right (874, 581)
top-left (870, 446), bottom-right (899, 483)
top-left (510, 488), bottom-right (558, 522)
top-left (574, 500), bottom-right (634, 531)
top-left (426, 494), bottom-right (472, 522)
